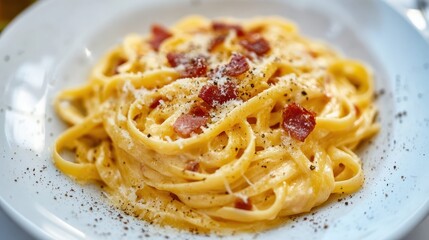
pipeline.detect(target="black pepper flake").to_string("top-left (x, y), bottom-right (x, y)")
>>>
top-left (374, 88), bottom-right (385, 100)
top-left (309, 165), bottom-right (316, 171)
top-left (301, 91), bottom-right (307, 96)
top-left (147, 134), bottom-right (151, 138)
top-left (250, 83), bottom-right (255, 88)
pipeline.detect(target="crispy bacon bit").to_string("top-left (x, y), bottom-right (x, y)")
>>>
top-left (223, 53), bottom-right (249, 76)
top-left (149, 97), bottom-right (164, 109)
top-left (198, 81), bottom-right (237, 107)
top-left (173, 102), bottom-right (211, 137)
top-left (166, 52), bottom-right (185, 67)
top-left (181, 56), bottom-right (208, 78)
top-left (282, 103), bottom-right (316, 142)
top-left (234, 197), bottom-right (252, 210)
top-left (149, 24), bottom-right (172, 51)
top-left (212, 22), bottom-right (245, 36)
top-left (208, 34), bottom-right (227, 51)
top-left (167, 53), bottom-right (208, 78)
top-left (185, 161), bottom-right (200, 172)
top-left (189, 101), bottom-right (211, 117)
top-left (240, 35), bottom-right (270, 56)
top-left (173, 114), bottom-right (208, 137)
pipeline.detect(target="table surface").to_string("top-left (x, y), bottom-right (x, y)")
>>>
top-left (1, 0), bottom-right (428, 239)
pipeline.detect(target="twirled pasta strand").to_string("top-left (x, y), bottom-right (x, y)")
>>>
top-left (53, 16), bottom-right (379, 233)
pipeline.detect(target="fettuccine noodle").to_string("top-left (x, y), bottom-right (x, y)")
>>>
top-left (53, 16), bottom-right (379, 233)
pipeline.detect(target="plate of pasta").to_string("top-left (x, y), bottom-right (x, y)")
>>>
top-left (1, 0), bottom-right (429, 239)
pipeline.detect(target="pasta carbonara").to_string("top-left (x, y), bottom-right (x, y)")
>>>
top-left (53, 16), bottom-right (379, 233)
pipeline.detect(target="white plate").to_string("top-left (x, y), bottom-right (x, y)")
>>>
top-left (1, 0), bottom-right (429, 239)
